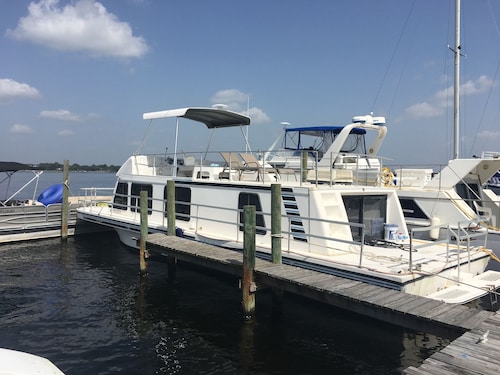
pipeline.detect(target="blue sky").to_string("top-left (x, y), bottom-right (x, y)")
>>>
top-left (2, 0), bottom-right (500, 167)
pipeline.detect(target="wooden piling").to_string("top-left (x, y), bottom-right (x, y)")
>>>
top-left (271, 184), bottom-right (284, 319)
top-left (139, 190), bottom-right (148, 273)
top-left (242, 205), bottom-right (256, 321)
top-left (61, 160), bottom-right (69, 241)
top-left (166, 180), bottom-right (175, 236)
top-left (271, 184), bottom-right (282, 264)
top-left (166, 180), bottom-right (177, 280)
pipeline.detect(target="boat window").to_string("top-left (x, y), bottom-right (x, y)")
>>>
top-left (164, 186), bottom-right (191, 221)
top-left (342, 195), bottom-right (386, 241)
top-left (238, 193), bottom-right (266, 235)
top-left (113, 182), bottom-right (128, 210)
top-left (340, 133), bottom-right (366, 155)
top-left (131, 183), bottom-right (153, 214)
top-left (399, 198), bottom-right (428, 220)
top-left (456, 182), bottom-right (481, 212)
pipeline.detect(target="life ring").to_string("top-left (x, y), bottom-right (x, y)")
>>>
top-left (380, 167), bottom-right (395, 187)
top-left (38, 184), bottom-right (64, 206)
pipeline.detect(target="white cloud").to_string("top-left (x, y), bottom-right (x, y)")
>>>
top-left (6, 0), bottom-right (148, 58)
top-left (40, 109), bottom-right (82, 122)
top-left (405, 76), bottom-right (494, 119)
top-left (477, 130), bottom-right (500, 140)
top-left (461, 75), bottom-right (493, 95)
top-left (405, 101), bottom-right (443, 118)
top-left (0, 78), bottom-right (40, 102)
top-left (58, 129), bottom-right (76, 136)
top-left (10, 124), bottom-right (35, 134)
top-left (210, 89), bottom-right (271, 124)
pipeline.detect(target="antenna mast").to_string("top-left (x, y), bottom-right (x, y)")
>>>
top-left (453, 0), bottom-right (460, 159)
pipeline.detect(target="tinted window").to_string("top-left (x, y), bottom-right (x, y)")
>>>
top-left (113, 182), bottom-right (128, 210)
top-left (238, 193), bottom-right (266, 235)
top-left (164, 186), bottom-right (191, 221)
top-left (131, 183), bottom-right (152, 214)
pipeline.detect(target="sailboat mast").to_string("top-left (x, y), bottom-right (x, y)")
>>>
top-left (453, 0), bottom-right (460, 159)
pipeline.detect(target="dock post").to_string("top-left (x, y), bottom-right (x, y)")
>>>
top-left (166, 180), bottom-right (176, 236)
top-left (166, 180), bottom-right (177, 281)
top-left (242, 205), bottom-right (256, 322)
top-left (61, 160), bottom-right (69, 241)
top-left (271, 184), bottom-right (284, 319)
top-left (139, 190), bottom-right (148, 273)
top-left (271, 184), bottom-right (282, 264)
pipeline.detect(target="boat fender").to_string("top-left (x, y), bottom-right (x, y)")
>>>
top-left (37, 184), bottom-right (64, 206)
top-left (176, 227), bottom-right (184, 237)
top-left (429, 215), bottom-right (440, 240)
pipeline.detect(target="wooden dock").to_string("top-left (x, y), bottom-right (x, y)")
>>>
top-left (404, 314), bottom-right (500, 374)
top-left (146, 233), bottom-right (500, 374)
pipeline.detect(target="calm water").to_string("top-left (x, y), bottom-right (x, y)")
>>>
top-left (0, 233), bottom-right (451, 374)
top-left (0, 171), bottom-right (492, 374)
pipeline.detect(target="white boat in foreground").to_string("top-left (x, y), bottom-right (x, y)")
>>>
top-left (77, 107), bottom-right (500, 305)
top-left (0, 348), bottom-right (64, 374)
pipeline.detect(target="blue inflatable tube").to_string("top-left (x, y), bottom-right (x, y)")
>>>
top-left (38, 184), bottom-right (64, 206)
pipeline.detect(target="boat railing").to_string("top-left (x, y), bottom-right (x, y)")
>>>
top-left (0, 201), bottom-right (77, 229)
top-left (132, 191), bottom-right (373, 265)
top-left (78, 188), bottom-right (114, 207)
top-left (139, 150), bottom-right (386, 186)
top-left (108, 189), bottom-right (493, 273)
top-left (409, 218), bottom-right (489, 273)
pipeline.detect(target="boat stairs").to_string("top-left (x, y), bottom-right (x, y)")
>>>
top-left (146, 233), bottom-right (500, 375)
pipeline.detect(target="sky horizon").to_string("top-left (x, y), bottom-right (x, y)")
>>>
top-left (2, 0), bottom-right (500, 168)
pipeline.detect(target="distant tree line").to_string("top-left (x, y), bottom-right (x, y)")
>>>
top-left (37, 162), bottom-right (120, 172)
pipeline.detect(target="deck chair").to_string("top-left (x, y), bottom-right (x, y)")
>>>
top-left (220, 152), bottom-right (245, 179)
top-left (239, 152), bottom-right (278, 181)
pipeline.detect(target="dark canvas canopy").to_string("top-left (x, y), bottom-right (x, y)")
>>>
top-left (143, 107), bottom-right (251, 128)
top-left (0, 162), bottom-right (38, 172)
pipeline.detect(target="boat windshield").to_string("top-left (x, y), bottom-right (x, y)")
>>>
top-left (283, 126), bottom-right (367, 157)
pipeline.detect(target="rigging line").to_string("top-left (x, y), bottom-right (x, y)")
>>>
top-left (488, 0), bottom-right (500, 39)
top-left (469, 61), bottom-right (500, 155)
top-left (134, 119), bottom-right (153, 155)
top-left (203, 129), bottom-right (215, 160)
top-left (371, 0), bottom-right (416, 113)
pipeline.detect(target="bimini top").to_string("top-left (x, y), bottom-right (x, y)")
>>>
top-left (285, 126), bottom-right (366, 135)
top-left (0, 161), bottom-right (38, 172)
top-left (143, 107), bottom-right (251, 128)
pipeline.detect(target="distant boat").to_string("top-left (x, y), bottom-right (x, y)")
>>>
top-left (77, 106), bottom-right (500, 304)
top-left (0, 161), bottom-right (111, 243)
top-left (263, 116), bottom-right (500, 239)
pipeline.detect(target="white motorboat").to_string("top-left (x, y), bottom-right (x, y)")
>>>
top-left (77, 107), bottom-right (500, 304)
top-left (0, 348), bottom-right (64, 374)
top-left (264, 116), bottom-right (500, 239)
top-left (266, 114), bottom-right (386, 186)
